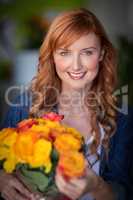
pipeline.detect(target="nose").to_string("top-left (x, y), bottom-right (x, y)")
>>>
top-left (71, 54), bottom-right (82, 71)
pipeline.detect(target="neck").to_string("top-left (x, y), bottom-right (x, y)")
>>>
top-left (58, 94), bottom-right (90, 120)
top-left (58, 84), bottom-right (91, 118)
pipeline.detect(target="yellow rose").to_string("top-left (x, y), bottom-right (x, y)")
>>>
top-left (29, 139), bottom-right (52, 173)
top-left (3, 149), bottom-right (18, 173)
top-left (0, 128), bottom-right (18, 173)
top-left (0, 129), bottom-right (17, 160)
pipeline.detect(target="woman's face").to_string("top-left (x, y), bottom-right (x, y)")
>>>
top-left (53, 32), bottom-right (103, 92)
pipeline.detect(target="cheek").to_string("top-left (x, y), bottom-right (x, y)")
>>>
top-left (54, 58), bottom-right (69, 72)
top-left (83, 56), bottom-right (100, 70)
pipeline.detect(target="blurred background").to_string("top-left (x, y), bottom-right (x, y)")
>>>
top-left (0, 0), bottom-right (132, 125)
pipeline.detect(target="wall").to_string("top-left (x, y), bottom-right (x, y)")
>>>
top-left (87, 0), bottom-right (133, 42)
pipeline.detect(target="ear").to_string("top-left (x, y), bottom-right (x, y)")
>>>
top-left (99, 49), bottom-right (105, 61)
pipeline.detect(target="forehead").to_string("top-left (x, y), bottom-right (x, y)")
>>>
top-left (57, 33), bottom-right (100, 50)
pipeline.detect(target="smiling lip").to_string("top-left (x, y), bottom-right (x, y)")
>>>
top-left (67, 72), bottom-right (86, 80)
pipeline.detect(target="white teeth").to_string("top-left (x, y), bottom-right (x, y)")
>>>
top-left (68, 72), bottom-right (86, 79)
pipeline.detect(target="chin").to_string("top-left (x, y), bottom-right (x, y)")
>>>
top-left (68, 82), bottom-right (89, 91)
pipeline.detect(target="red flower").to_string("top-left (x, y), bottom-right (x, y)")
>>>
top-left (17, 119), bottom-right (38, 132)
top-left (42, 112), bottom-right (64, 122)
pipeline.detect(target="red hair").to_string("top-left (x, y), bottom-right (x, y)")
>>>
top-left (30, 8), bottom-right (118, 154)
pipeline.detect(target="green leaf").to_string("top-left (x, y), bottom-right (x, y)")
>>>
top-left (51, 148), bottom-right (59, 162)
top-left (20, 167), bottom-right (49, 192)
top-left (0, 159), bottom-right (5, 168)
top-left (44, 183), bottom-right (59, 197)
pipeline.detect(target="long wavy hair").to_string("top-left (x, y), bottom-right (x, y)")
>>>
top-left (30, 8), bottom-right (118, 154)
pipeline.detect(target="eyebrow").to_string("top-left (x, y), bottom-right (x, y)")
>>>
top-left (81, 47), bottom-right (97, 50)
top-left (58, 47), bottom-right (97, 51)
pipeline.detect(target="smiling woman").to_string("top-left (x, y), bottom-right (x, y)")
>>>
top-left (0, 8), bottom-right (133, 200)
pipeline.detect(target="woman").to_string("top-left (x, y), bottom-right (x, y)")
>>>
top-left (0, 8), bottom-right (133, 200)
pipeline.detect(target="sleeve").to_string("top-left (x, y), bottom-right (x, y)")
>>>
top-left (0, 92), bottom-right (30, 200)
top-left (101, 108), bottom-right (133, 200)
top-left (1, 92), bottom-right (30, 129)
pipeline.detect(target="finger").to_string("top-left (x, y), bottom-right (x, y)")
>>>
top-left (12, 189), bottom-right (29, 200)
top-left (55, 173), bottom-right (66, 191)
top-left (56, 172), bottom-right (74, 189)
top-left (1, 184), bottom-right (15, 200)
top-left (10, 177), bottom-right (31, 198)
top-left (69, 177), bottom-right (88, 196)
top-left (56, 173), bottom-right (73, 193)
top-left (57, 173), bottom-right (84, 191)
top-left (56, 173), bottom-right (81, 197)
top-left (69, 177), bottom-right (86, 187)
top-left (2, 187), bottom-right (28, 200)
top-left (56, 181), bottom-right (82, 200)
top-left (31, 193), bottom-right (43, 200)
top-left (1, 191), bottom-right (9, 200)
top-left (29, 193), bottom-right (38, 200)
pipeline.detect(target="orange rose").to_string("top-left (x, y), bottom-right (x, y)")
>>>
top-left (58, 151), bottom-right (85, 178)
top-left (14, 131), bottom-right (36, 162)
top-left (54, 134), bottom-right (82, 155)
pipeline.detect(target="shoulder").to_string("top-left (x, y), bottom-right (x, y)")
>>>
top-left (116, 107), bottom-right (133, 132)
top-left (1, 91), bottom-right (32, 128)
top-left (111, 107), bottom-right (133, 147)
top-left (109, 106), bottom-right (133, 157)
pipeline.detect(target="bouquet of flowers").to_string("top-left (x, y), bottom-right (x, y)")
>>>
top-left (0, 112), bottom-right (86, 200)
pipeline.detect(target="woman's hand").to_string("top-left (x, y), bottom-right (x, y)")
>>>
top-left (55, 161), bottom-right (99, 200)
top-left (0, 170), bottom-right (39, 200)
